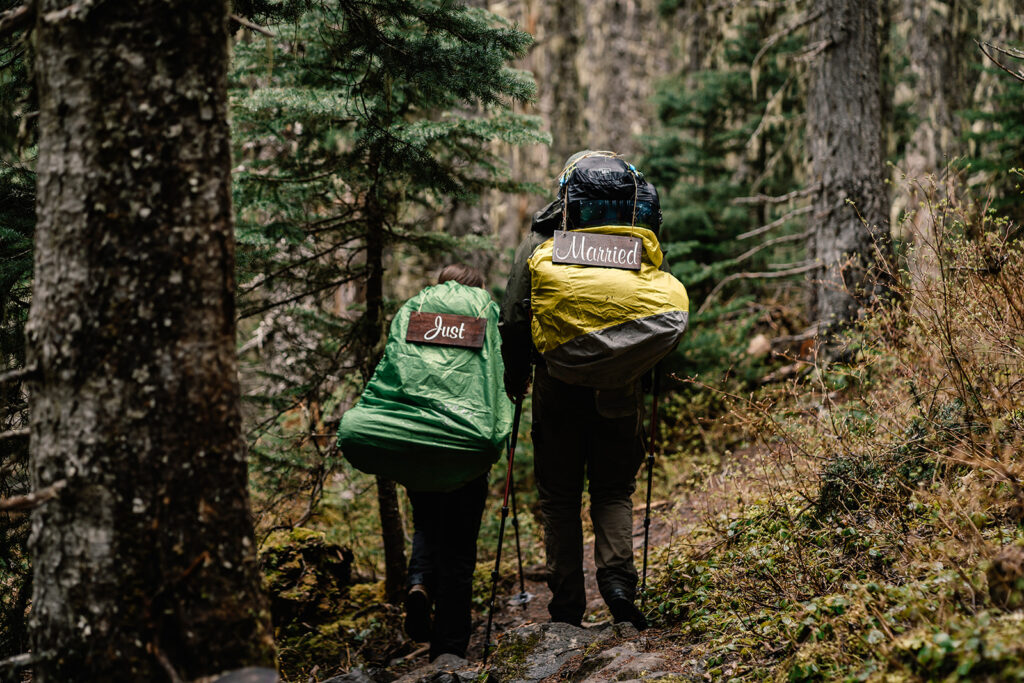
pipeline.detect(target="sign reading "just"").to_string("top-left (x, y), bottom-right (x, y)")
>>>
top-left (406, 312), bottom-right (487, 349)
top-left (551, 230), bottom-right (642, 270)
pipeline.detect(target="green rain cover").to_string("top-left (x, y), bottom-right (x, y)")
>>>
top-left (337, 281), bottom-right (513, 492)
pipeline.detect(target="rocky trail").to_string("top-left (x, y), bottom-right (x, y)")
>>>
top-left (326, 454), bottom-right (761, 683)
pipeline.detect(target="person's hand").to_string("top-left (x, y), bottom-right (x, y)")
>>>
top-left (504, 373), bottom-right (531, 400)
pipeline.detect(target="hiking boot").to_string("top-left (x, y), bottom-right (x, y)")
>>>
top-left (607, 590), bottom-right (647, 631)
top-left (404, 584), bottom-right (432, 642)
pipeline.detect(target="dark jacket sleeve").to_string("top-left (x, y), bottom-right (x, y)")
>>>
top-left (499, 232), bottom-right (544, 397)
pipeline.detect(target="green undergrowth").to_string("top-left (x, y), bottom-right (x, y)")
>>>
top-left (648, 496), bottom-right (1024, 681)
top-left (646, 206), bottom-right (1024, 680)
top-left (260, 528), bottom-right (407, 681)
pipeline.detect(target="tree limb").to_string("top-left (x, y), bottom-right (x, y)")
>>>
top-left (0, 428), bottom-right (29, 442)
top-left (751, 9), bottom-right (824, 71)
top-left (0, 652), bottom-right (45, 672)
top-left (0, 364), bottom-right (38, 385)
top-left (978, 40), bottom-right (1024, 83)
top-left (230, 13), bottom-right (273, 37)
top-left (732, 229), bottom-right (812, 265)
top-left (0, 479), bottom-right (67, 512)
top-left (732, 184), bottom-right (820, 206)
top-left (698, 263), bottom-right (818, 315)
top-left (737, 205), bottom-right (813, 241)
top-left (0, 3), bottom-right (31, 39)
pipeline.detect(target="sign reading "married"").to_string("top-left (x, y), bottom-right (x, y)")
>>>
top-left (551, 230), bottom-right (642, 271)
top-left (406, 312), bottom-right (487, 349)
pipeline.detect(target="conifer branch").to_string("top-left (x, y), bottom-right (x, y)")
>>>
top-left (732, 184), bottom-right (820, 206)
top-left (698, 263), bottom-right (817, 315)
top-left (732, 229), bottom-right (812, 265)
top-left (751, 9), bottom-right (824, 71)
top-left (229, 13), bottom-right (273, 37)
top-left (0, 428), bottom-right (29, 442)
top-left (0, 479), bottom-right (66, 512)
top-left (0, 364), bottom-right (37, 385)
top-left (737, 205), bottom-right (813, 241)
top-left (238, 272), bottom-right (365, 319)
top-left (0, 3), bottom-right (32, 39)
top-left (978, 40), bottom-right (1024, 83)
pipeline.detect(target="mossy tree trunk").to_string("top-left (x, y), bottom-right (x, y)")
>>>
top-left (27, 0), bottom-right (275, 679)
top-left (806, 0), bottom-right (892, 330)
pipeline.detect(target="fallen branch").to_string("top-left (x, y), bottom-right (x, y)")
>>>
top-left (0, 479), bottom-right (67, 512)
top-left (698, 262), bottom-right (817, 315)
top-left (737, 205), bottom-right (813, 241)
top-left (230, 13), bottom-right (274, 37)
top-left (0, 3), bottom-right (31, 39)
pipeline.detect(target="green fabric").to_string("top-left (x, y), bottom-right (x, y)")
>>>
top-left (337, 281), bottom-right (513, 492)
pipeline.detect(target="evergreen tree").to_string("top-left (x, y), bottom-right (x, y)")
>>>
top-left (961, 42), bottom-right (1024, 226)
top-left (642, 5), bottom-right (807, 375)
top-left (0, 0), bottom-right (34, 659)
top-left (230, 0), bottom-right (546, 599)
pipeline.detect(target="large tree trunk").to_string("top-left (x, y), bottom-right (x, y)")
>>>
top-left (27, 1), bottom-right (275, 679)
top-left (806, 0), bottom-right (891, 330)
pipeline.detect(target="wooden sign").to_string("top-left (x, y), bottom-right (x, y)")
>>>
top-left (551, 230), bottom-right (642, 271)
top-left (406, 312), bottom-right (487, 349)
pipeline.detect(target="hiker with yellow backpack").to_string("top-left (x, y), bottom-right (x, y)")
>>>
top-left (499, 151), bottom-right (689, 630)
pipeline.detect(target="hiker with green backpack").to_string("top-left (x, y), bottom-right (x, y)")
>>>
top-left (499, 151), bottom-right (689, 630)
top-left (337, 264), bottom-right (513, 661)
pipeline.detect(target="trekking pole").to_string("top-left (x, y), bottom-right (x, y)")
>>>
top-left (483, 395), bottom-right (524, 666)
top-left (640, 367), bottom-right (661, 612)
top-left (508, 470), bottom-right (532, 609)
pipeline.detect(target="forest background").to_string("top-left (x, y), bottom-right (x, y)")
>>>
top-left (1, 0), bottom-right (1024, 681)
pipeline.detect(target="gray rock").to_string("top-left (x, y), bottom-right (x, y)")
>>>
top-left (393, 653), bottom-right (476, 683)
top-left (321, 668), bottom-right (377, 683)
top-left (210, 668), bottom-right (280, 683)
top-left (574, 643), bottom-right (671, 682)
top-left (488, 622), bottom-right (604, 683)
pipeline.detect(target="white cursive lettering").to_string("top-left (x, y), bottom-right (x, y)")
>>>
top-left (423, 315), bottom-right (466, 341)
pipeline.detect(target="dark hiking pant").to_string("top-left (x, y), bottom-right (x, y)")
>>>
top-left (532, 365), bottom-right (644, 625)
top-left (407, 472), bottom-right (488, 659)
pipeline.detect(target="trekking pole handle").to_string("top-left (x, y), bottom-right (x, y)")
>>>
top-left (501, 395), bottom-right (524, 508)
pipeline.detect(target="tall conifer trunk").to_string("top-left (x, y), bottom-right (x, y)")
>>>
top-left (27, 1), bottom-right (274, 678)
top-left (806, 0), bottom-right (891, 330)
top-left (363, 184), bottom-right (407, 603)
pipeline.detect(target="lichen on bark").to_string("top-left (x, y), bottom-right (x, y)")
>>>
top-left (27, 0), bottom-right (274, 679)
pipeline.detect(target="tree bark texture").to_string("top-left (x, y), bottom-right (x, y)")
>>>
top-left (806, 0), bottom-right (891, 329)
top-left (540, 0), bottom-right (585, 165)
top-left (894, 0), bottom-right (971, 281)
top-left (27, 1), bottom-right (274, 679)
top-left (376, 476), bottom-right (408, 603)
top-left (363, 187), bottom-right (407, 602)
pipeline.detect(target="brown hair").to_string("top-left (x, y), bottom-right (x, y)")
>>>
top-left (437, 264), bottom-right (485, 289)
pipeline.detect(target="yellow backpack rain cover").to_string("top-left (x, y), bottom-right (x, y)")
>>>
top-left (529, 225), bottom-right (689, 389)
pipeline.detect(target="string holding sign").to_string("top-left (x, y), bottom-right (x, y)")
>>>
top-left (406, 312), bottom-right (487, 349)
top-left (551, 230), bottom-right (642, 271)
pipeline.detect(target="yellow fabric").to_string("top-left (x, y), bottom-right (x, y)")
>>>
top-left (529, 226), bottom-right (690, 354)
